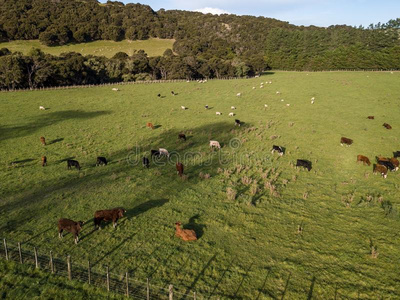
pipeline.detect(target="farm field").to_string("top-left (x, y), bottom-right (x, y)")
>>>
top-left (0, 38), bottom-right (175, 57)
top-left (0, 71), bottom-right (400, 299)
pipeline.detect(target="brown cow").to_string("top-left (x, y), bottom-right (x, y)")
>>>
top-left (58, 219), bottom-right (84, 244)
top-left (94, 208), bottom-right (126, 229)
top-left (383, 123), bottom-right (392, 129)
top-left (41, 156), bottom-right (47, 166)
top-left (390, 157), bottom-right (399, 171)
top-left (357, 155), bottom-right (370, 166)
top-left (340, 137), bottom-right (353, 146)
top-left (373, 164), bottom-right (388, 179)
top-left (146, 122), bottom-right (154, 130)
top-left (178, 133), bottom-right (186, 141)
top-left (40, 136), bottom-right (46, 145)
top-left (176, 162), bottom-right (184, 177)
top-left (175, 222), bottom-right (197, 241)
top-left (367, 116), bottom-right (374, 119)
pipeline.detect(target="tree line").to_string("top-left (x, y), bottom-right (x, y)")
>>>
top-left (0, 0), bottom-right (399, 89)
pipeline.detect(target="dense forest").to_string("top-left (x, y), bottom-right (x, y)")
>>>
top-left (0, 0), bottom-right (399, 89)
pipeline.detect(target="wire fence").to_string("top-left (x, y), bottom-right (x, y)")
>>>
top-left (1, 69), bottom-right (397, 93)
top-left (1, 238), bottom-right (198, 300)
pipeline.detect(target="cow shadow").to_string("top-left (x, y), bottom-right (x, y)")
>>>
top-left (10, 158), bottom-right (35, 165)
top-left (154, 125), bottom-right (162, 129)
top-left (48, 138), bottom-right (64, 145)
top-left (126, 199), bottom-right (169, 220)
top-left (184, 214), bottom-right (205, 239)
top-left (56, 157), bottom-right (75, 164)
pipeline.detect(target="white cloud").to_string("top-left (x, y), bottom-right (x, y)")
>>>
top-left (194, 7), bottom-right (230, 15)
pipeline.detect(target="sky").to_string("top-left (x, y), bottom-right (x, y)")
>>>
top-left (100, 0), bottom-right (400, 27)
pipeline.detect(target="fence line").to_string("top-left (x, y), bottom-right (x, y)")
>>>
top-left (1, 237), bottom-right (197, 300)
top-left (1, 69), bottom-right (397, 93)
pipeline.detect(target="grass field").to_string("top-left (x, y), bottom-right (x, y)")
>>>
top-left (1, 71), bottom-right (400, 299)
top-left (0, 39), bottom-right (175, 57)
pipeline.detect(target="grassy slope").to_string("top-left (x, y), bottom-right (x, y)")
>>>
top-left (0, 39), bottom-right (175, 57)
top-left (0, 71), bottom-right (399, 299)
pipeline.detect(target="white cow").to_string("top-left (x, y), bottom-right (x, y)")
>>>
top-left (181, 106), bottom-right (187, 110)
top-left (159, 148), bottom-right (170, 157)
top-left (216, 112), bottom-right (222, 115)
top-left (209, 140), bottom-right (221, 149)
top-left (39, 106), bottom-right (45, 110)
top-left (229, 112), bottom-right (234, 117)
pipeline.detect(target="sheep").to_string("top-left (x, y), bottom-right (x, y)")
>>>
top-left (281, 99), bottom-right (284, 102)
top-left (216, 112), bottom-right (222, 115)
top-left (159, 148), bottom-right (170, 157)
top-left (229, 112), bottom-right (235, 117)
top-left (311, 97), bottom-right (315, 101)
top-left (236, 93), bottom-right (242, 97)
top-left (252, 87), bottom-right (256, 89)
top-left (210, 140), bottom-right (221, 149)
top-left (311, 100), bottom-right (314, 104)
top-left (276, 91), bottom-right (281, 94)
top-left (286, 104), bottom-right (290, 107)
top-left (260, 85), bottom-right (264, 88)
top-left (175, 222), bottom-right (197, 241)
top-left (181, 106), bottom-right (187, 110)
top-left (264, 104), bottom-right (268, 108)
top-left (231, 106), bottom-right (236, 110)
top-left (39, 106), bottom-right (45, 110)
top-left (112, 88), bottom-right (119, 91)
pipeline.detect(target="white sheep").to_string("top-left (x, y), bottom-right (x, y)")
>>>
top-left (311, 100), bottom-right (314, 104)
top-left (281, 99), bottom-right (284, 102)
top-left (252, 87), bottom-right (256, 89)
top-left (216, 112), bottom-right (222, 115)
top-left (276, 91), bottom-right (281, 94)
top-left (255, 75), bottom-right (260, 78)
top-left (231, 106), bottom-right (236, 110)
top-left (236, 93), bottom-right (242, 97)
top-left (264, 104), bottom-right (268, 108)
top-left (311, 97), bottom-right (315, 101)
top-left (229, 112), bottom-right (234, 117)
top-left (181, 106), bottom-right (187, 110)
top-left (112, 88), bottom-right (119, 91)
top-left (39, 106), bottom-right (45, 110)
top-left (286, 104), bottom-right (290, 107)
top-left (159, 148), bottom-right (170, 157)
top-left (260, 85), bottom-right (264, 88)
top-left (209, 140), bottom-right (221, 149)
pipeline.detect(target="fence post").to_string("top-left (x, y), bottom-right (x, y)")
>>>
top-left (18, 242), bottom-right (22, 263)
top-left (67, 255), bottom-right (71, 280)
top-left (169, 284), bottom-right (173, 300)
top-left (50, 251), bottom-right (54, 273)
top-left (34, 247), bottom-right (38, 268)
top-left (125, 272), bottom-right (129, 297)
top-left (88, 260), bottom-right (91, 285)
top-left (106, 266), bottom-right (110, 292)
top-left (3, 239), bottom-right (8, 261)
top-left (147, 278), bottom-right (150, 300)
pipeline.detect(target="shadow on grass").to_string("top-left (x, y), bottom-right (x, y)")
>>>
top-left (255, 268), bottom-right (273, 300)
top-left (184, 214), bottom-right (205, 239)
top-left (48, 138), bottom-right (64, 145)
top-left (10, 158), bottom-right (35, 164)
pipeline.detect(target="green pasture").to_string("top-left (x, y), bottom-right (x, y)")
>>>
top-left (0, 71), bottom-right (399, 299)
top-left (0, 39), bottom-right (175, 57)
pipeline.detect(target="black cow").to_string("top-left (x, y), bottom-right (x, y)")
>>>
top-left (271, 145), bottom-right (285, 156)
top-left (142, 157), bottom-right (150, 168)
top-left (58, 219), bottom-right (84, 244)
top-left (205, 105), bottom-right (209, 109)
top-left (67, 159), bottom-right (81, 170)
top-left (96, 156), bottom-right (107, 166)
top-left (157, 94), bottom-right (161, 97)
top-left (377, 160), bottom-right (396, 171)
top-left (178, 133), bottom-right (186, 141)
top-left (151, 150), bottom-right (160, 158)
top-left (296, 159), bottom-right (312, 171)
top-left (235, 119), bottom-right (241, 127)
top-left (171, 91), bottom-right (175, 96)
top-left (94, 208), bottom-right (126, 229)
top-left (394, 151), bottom-right (400, 158)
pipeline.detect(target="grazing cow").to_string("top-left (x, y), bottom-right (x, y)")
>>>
top-left (96, 156), bottom-right (107, 166)
top-left (157, 94), bottom-right (161, 97)
top-left (271, 145), bottom-right (284, 156)
top-left (357, 155), bottom-right (371, 166)
top-left (229, 112), bottom-right (235, 117)
top-left (39, 106), bottom-right (45, 110)
top-left (296, 159), bottom-right (312, 171)
top-left (393, 151), bottom-right (400, 158)
top-left (205, 105), bottom-right (209, 109)
top-left (377, 159), bottom-right (396, 172)
top-left (41, 156), bottom-right (47, 166)
top-left (146, 122), bottom-right (154, 130)
top-left (151, 150), bottom-right (160, 158)
top-left (40, 136), bottom-right (46, 146)
top-left (231, 106), bottom-right (236, 110)
top-left (390, 157), bottom-right (399, 170)
top-left (175, 222), bottom-right (197, 241)
top-left (210, 140), bottom-right (221, 149)
top-left (58, 219), bottom-right (84, 244)
top-left (142, 157), bottom-right (150, 168)
top-left (235, 119), bottom-right (241, 126)
top-left (94, 208), bottom-right (126, 229)
top-left (216, 112), bottom-right (222, 115)
top-left (181, 106), bottom-right (187, 110)
top-left (171, 91), bottom-right (175, 96)
top-left (383, 123), bottom-right (392, 129)
top-left (367, 116), bottom-right (374, 119)
top-left (176, 162), bottom-right (184, 177)
top-left (340, 137), bottom-right (353, 146)
top-left (159, 148), bottom-right (170, 157)
top-left (178, 133), bottom-right (186, 141)
top-left (373, 164), bottom-right (388, 178)
top-left (67, 159), bottom-right (81, 170)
